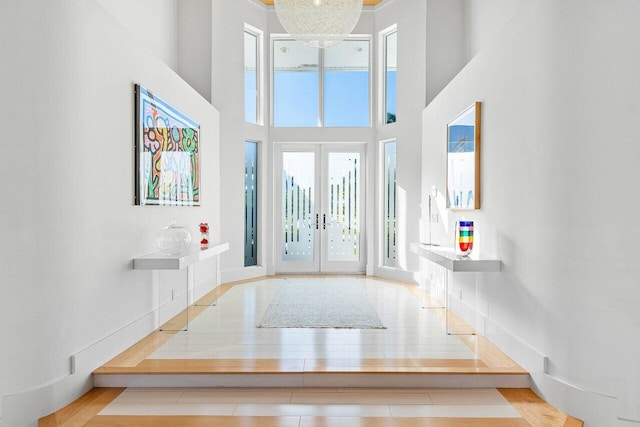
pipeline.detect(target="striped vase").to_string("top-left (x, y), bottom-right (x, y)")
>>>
top-left (456, 221), bottom-right (474, 256)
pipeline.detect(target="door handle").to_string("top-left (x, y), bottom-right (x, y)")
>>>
top-left (323, 214), bottom-right (326, 230)
top-left (315, 213), bottom-right (319, 230)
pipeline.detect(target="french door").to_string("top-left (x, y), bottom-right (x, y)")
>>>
top-left (275, 144), bottom-right (366, 273)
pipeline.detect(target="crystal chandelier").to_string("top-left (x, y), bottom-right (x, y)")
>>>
top-left (274, 0), bottom-right (363, 49)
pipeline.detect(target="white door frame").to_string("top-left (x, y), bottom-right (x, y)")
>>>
top-left (275, 143), bottom-right (367, 274)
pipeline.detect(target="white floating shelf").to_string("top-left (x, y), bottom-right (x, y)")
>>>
top-left (133, 242), bottom-right (230, 270)
top-left (410, 242), bottom-right (501, 272)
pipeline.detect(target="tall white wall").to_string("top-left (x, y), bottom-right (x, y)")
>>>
top-left (96, 0), bottom-right (179, 71)
top-left (425, 0), bottom-right (464, 105)
top-left (462, 0), bottom-right (524, 62)
top-left (374, 0), bottom-right (427, 281)
top-left (421, 0), bottom-right (640, 424)
top-left (211, 0), bottom-right (270, 282)
top-left (178, 0), bottom-right (213, 102)
top-left (0, 0), bottom-right (220, 425)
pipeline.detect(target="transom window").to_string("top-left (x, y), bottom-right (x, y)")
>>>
top-left (272, 38), bottom-right (370, 128)
top-left (381, 25), bottom-right (397, 124)
top-left (244, 25), bottom-right (263, 125)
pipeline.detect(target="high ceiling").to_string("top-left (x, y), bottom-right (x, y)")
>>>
top-left (260, 0), bottom-right (383, 5)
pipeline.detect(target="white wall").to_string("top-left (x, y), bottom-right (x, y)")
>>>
top-left (374, 0), bottom-right (427, 282)
top-left (210, 0), bottom-right (270, 282)
top-left (96, 0), bottom-right (179, 71)
top-left (425, 0), bottom-right (464, 105)
top-left (422, 0), bottom-right (640, 424)
top-left (0, 0), bottom-right (220, 425)
top-left (462, 0), bottom-right (524, 62)
top-left (178, 0), bottom-right (213, 102)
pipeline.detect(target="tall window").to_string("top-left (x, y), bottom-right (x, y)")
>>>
top-left (383, 140), bottom-right (397, 267)
top-left (244, 141), bottom-right (259, 266)
top-left (244, 25), bottom-right (262, 124)
top-left (273, 38), bottom-right (370, 127)
top-left (382, 26), bottom-right (397, 124)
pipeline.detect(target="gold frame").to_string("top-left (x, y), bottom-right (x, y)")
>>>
top-left (446, 102), bottom-right (481, 210)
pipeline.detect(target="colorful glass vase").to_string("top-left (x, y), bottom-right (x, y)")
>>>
top-left (456, 221), bottom-right (474, 256)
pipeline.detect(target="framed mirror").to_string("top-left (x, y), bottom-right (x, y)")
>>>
top-left (446, 102), bottom-right (481, 210)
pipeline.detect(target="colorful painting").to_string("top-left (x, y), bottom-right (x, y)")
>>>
top-left (135, 84), bottom-right (200, 206)
top-left (447, 102), bottom-right (481, 210)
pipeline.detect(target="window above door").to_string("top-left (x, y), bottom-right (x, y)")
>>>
top-left (272, 37), bottom-right (371, 128)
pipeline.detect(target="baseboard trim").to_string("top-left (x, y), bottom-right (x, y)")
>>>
top-left (373, 267), bottom-right (418, 284)
top-left (221, 266), bottom-right (268, 284)
top-left (463, 309), bottom-right (638, 425)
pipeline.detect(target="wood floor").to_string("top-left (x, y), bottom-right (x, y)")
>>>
top-left (40, 276), bottom-right (583, 426)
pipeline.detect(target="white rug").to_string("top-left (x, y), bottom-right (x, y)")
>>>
top-left (257, 277), bottom-right (386, 329)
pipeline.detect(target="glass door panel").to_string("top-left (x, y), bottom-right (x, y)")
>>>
top-left (321, 145), bottom-right (366, 273)
top-left (326, 152), bottom-right (360, 262)
top-left (281, 152), bottom-right (316, 262)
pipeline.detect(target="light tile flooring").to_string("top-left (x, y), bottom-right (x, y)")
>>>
top-left (149, 277), bottom-right (478, 361)
top-left (92, 277), bottom-right (531, 422)
top-left (99, 387), bottom-right (522, 419)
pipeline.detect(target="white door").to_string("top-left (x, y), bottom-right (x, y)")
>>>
top-left (275, 144), bottom-right (366, 273)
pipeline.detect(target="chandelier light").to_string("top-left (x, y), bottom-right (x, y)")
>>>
top-left (274, 0), bottom-right (363, 49)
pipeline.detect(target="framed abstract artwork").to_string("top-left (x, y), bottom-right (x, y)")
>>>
top-left (134, 84), bottom-right (200, 206)
top-left (446, 102), bottom-right (481, 210)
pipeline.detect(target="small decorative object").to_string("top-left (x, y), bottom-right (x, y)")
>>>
top-left (156, 219), bottom-right (192, 255)
top-left (447, 102), bottom-right (481, 210)
top-left (455, 221), bottom-right (474, 257)
top-left (199, 222), bottom-right (209, 250)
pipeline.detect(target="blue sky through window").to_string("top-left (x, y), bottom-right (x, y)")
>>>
top-left (324, 70), bottom-right (369, 127)
top-left (386, 70), bottom-right (397, 122)
top-left (244, 71), bottom-right (257, 123)
top-left (269, 39), bottom-right (371, 128)
top-left (273, 71), bottom-right (319, 127)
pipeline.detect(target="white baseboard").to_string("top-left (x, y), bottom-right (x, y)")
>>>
top-left (0, 306), bottom-right (157, 426)
top-left (373, 267), bottom-right (418, 284)
top-left (0, 278), bottom-right (219, 427)
top-left (457, 305), bottom-right (639, 425)
top-left (221, 266), bottom-right (268, 284)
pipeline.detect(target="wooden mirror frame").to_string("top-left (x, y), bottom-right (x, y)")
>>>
top-left (446, 102), bottom-right (481, 210)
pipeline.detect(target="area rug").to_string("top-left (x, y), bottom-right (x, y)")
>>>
top-left (257, 278), bottom-right (386, 329)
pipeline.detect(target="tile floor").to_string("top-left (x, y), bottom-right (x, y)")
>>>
top-left (149, 277), bottom-right (478, 361)
top-left (94, 277), bottom-right (527, 420)
top-left (99, 388), bottom-right (523, 419)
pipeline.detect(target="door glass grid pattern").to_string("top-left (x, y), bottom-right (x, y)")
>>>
top-left (384, 141), bottom-right (397, 267)
top-left (327, 153), bottom-right (360, 261)
top-left (281, 152), bottom-right (315, 261)
top-left (244, 142), bottom-right (258, 266)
